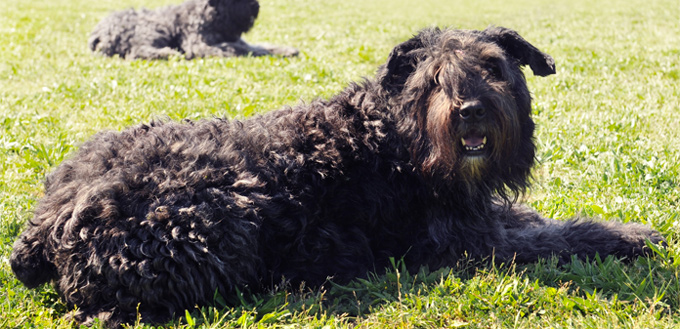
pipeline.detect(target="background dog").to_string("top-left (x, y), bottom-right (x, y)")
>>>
top-left (88, 0), bottom-right (298, 59)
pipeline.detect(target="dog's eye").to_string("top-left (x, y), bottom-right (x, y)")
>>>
top-left (484, 64), bottom-right (502, 79)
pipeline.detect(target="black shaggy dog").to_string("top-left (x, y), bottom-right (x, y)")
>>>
top-left (12, 27), bottom-right (664, 327)
top-left (88, 0), bottom-right (299, 59)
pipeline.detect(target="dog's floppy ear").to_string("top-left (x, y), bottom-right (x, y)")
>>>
top-left (483, 26), bottom-right (556, 77)
top-left (378, 29), bottom-right (433, 91)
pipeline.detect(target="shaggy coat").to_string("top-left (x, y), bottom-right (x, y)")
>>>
top-left (12, 27), bottom-right (663, 327)
top-left (88, 0), bottom-right (298, 59)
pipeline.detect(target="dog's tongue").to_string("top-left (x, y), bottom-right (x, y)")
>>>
top-left (462, 136), bottom-right (484, 147)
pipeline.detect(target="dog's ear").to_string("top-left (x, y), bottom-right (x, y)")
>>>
top-left (483, 26), bottom-right (556, 77)
top-left (378, 29), bottom-right (433, 90)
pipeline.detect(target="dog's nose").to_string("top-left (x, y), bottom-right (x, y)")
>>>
top-left (459, 100), bottom-right (486, 122)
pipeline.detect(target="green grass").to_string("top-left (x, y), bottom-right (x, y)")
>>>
top-left (1, 0), bottom-right (679, 327)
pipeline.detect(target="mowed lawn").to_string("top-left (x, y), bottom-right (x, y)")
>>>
top-left (1, 0), bottom-right (679, 327)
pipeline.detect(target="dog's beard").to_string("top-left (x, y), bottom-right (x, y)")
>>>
top-left (460, 151), bottom-right (487, 181)
top-left (459, 130), bottom-right (488, 181)
top-left (456, 154), bottom-right (491, 200)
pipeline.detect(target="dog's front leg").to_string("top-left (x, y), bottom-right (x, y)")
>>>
top-left (497, 205), bottom-right (665, 264)
top-left (247, 42), bottom-right (299, 57)
top-left (127, 45), bottom-right (182, 60)
top-left (181, 38), bottom-right (266, 58)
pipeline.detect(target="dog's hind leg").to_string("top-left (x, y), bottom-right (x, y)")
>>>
top-left (10, 230), bottom-right (57, 288)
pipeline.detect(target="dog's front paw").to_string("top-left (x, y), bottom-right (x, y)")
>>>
top-left (618, 223), bottom-right (666, 258)
top-left (257, 43), bottom-right (299, 57)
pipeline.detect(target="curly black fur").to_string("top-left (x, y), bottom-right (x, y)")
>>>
top-left (88, 0), bottom-right (298, 59)
top-left (12, 27), bottom-right (664, 327)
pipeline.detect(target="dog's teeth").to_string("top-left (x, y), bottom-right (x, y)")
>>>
top-left (462, 137), bottom-right (488, 152)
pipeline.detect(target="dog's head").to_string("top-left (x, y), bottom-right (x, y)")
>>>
top-left (209, 0), bottom-right (260, 37)
top-left (378, 27), bottom-right (555, 201)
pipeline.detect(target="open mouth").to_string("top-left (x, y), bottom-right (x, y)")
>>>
top-left (461, 134), bottom-right (487, 153)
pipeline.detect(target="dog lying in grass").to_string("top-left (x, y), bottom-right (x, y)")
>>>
top-left (12, 26), bottom-right (664, 327)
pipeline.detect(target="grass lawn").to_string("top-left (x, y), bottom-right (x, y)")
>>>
top-left (1, 0), bottom-right (679, 327)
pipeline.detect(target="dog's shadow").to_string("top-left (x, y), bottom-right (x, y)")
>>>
top-left (175, 246), bottom-right (676, 327)
top-left (23, 246), bottom-right (675, 327)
